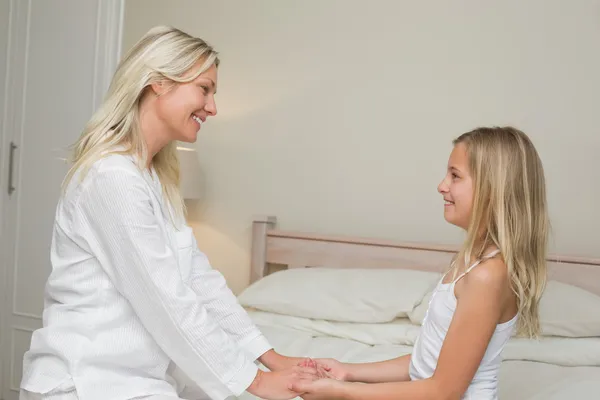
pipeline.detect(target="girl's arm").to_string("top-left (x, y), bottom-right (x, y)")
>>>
top-left (308, 355), bottom-right (412, 383)
top-left (349, 354), bottom-right (412, 383)
top-left (292, 258), bottom-right (509, 400)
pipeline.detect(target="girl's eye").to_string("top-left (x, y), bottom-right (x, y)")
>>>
top-left (199, 86), bottom-right (209, 94)
top-left (451, 173), bottom-right (459, 180)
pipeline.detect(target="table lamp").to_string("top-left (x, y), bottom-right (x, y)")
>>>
top-left (177, 145), bottom-right (202, 199)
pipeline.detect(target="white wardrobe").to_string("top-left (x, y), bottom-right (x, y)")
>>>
top-left (0, 1), bottom-right (123, 399)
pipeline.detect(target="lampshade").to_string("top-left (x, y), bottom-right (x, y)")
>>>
top-left (177, 146), bottom-right (202, 199)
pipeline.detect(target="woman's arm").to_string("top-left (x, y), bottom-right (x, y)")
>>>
top-left (186, 236), bottom-right (306, 371)
top-left (75, 168), bottom-right (307, 399)
top-left (186, 244), bottom-right (273, 360)
top-left (291, 259), bottom-right (508, 400)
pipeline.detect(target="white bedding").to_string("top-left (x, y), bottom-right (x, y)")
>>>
top-left (236, 269), bottom-right (600, 399)
top-left (239, 310), bottom-right (600, 400)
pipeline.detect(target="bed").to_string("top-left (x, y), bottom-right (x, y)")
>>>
top-left (236, 216), bottom-right (600, 399)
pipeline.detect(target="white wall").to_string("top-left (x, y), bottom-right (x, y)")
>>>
top-left (123, 0), bottom-right (600, 294)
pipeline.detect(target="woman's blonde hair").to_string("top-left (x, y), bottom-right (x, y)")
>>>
top-left (452, 126), bottom-right (549, 338)
top-left (63, 25), bottom-right (219, 223)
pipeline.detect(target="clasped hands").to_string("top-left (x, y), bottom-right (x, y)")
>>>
top-left (291, 358), bottom-right (349, 400)
top-left (255, 351), bottom-right (349, 400)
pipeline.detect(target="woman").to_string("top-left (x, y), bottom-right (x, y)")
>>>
top-left (20, 26), bottom-right (316, 400)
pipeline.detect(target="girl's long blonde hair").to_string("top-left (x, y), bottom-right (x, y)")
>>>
top-left (452, 127), bottom-right (549, 338)
top-left (63, 25), bottom-right (219, 223)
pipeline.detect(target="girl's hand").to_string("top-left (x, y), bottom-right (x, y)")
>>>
top-left (299, 358), bottom-right (350, 381)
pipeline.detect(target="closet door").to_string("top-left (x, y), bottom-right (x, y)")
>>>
top-left (0, 0), bottom-right (10, 395)
top-left (0, 1), bottom-right (123, 399)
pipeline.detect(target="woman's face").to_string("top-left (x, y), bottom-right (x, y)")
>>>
top-left (153, 61), bottom-right (218, 143)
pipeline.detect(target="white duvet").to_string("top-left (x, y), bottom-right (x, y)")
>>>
top-left (239, 310), bottom-right (600, 400)
top-left (236, 269), bottom-right (600, 399)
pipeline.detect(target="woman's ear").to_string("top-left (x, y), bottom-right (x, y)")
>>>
top-left (150, 80), bottom-right (168, 97)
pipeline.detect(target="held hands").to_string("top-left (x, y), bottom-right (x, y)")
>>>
top-left (288, 358), bottom-right (350, 400)
top-left (255, 351), bottom-right (350, 399)
top-left (290, 378), bottom-right (347, 400)
top-left (247, 367), bottom-right (320, 400)
top-left (298, 358), bottom-right (350, 381)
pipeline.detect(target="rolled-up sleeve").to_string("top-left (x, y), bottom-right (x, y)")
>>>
top-left (188, 246), bottom-right (272, 361)
top-left (74, 168), bottom-right (257, 399)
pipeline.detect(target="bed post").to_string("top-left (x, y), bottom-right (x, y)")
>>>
top-left (250, 215), bottom-right (277, 284)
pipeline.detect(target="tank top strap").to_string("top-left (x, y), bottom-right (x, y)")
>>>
top-left (453, 249), bottom-right (501, 284)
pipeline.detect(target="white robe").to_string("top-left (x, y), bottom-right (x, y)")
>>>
top-left (20, 153), bottom-right (271, 400)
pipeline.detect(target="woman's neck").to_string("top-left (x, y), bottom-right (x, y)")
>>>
top-left (139, 94), bottom-right (171, 167)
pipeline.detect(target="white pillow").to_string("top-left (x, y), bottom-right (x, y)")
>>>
top-left (503, 337), bottom-right (600, 366)
top-left (408, 280), bottom-right (600, 337)
top-left (238, 268), bottom-right (441, 323)
top-left (539, 281), bottom-right (600, 337)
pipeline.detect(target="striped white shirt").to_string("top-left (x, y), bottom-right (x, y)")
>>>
top-left (20, 153), bottom-right (271, 400)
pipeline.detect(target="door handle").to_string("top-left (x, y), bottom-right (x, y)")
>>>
top-left (8, 141), bottom-right (17, 195)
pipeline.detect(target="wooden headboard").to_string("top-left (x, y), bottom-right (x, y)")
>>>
top-left (250, 215), bottom-right (600, 296)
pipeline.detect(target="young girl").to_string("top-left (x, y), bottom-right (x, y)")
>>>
top-left (293, 126), bottom-right (549, 400)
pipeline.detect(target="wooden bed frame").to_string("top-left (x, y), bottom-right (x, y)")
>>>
top-left (250, 215), bottom-right (600, 296)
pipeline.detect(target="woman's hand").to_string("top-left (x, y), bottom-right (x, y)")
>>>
top-left (290, 378), bottom-right (348, 400)
top-left (247, 367), bottom-right (319, 400)
top-left (260, 350), bottom-right (314, 372)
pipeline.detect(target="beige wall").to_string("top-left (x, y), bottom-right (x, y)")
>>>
top-left (123, 0), bottom-right (600, 294)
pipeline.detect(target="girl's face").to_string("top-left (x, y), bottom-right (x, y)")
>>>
top-left (438, 143), bottom-right (474, 230)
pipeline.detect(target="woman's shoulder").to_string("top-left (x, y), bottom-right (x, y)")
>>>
top-left (94, 151), bottom-right (141, 175)
top-left (64, 152), bottom-right (147, 200)
top-left (87, 153), bottom-right (150, 191)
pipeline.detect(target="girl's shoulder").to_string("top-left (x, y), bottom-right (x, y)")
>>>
top-left (456, 256), bottom-right (510, 301)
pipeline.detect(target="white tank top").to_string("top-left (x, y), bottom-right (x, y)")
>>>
top-left (409, 249), bottom-right (517, 399)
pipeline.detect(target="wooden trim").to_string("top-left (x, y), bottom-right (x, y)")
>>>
top-left (267, 229), bottom-right (600, 266)
top-left (268, 229), bottom-right (459, 252)
top-left (250, 216), bottom-right (600, 296)
top-left (250, 216), bottom-right (277, 284)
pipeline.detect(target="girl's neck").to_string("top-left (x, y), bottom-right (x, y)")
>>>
top-left (453, 240), bottom-right (499, 273)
